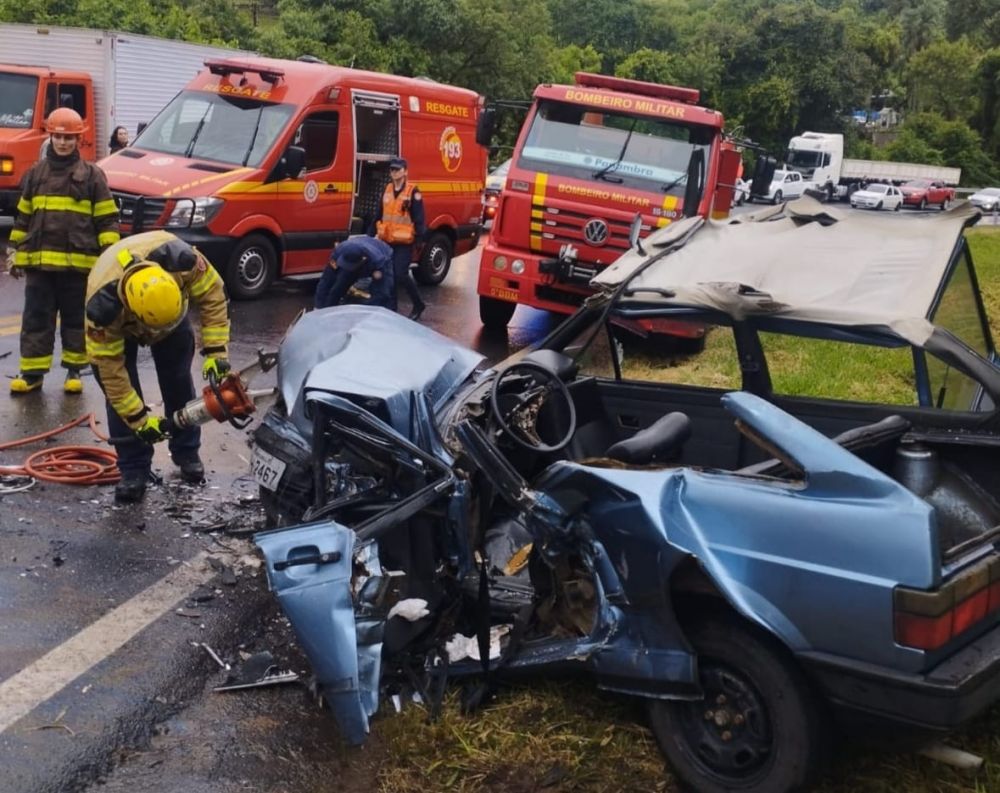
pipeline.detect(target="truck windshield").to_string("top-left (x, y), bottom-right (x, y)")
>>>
top-left (787, 149), bottom-right (822, 170)
top-left (0, 73), bottom-right (39, 129)
top-left (132, 91), bottom-right (295, 167)
top-left (518, 99), bottom-right (713, 194)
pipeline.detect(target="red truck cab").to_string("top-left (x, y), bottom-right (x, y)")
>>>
top-left (477, 72), bottom-right (740, 333)
top-left (0, 66), bottom-right (95, 214)
top-left (900, 179), bottom-right (956, 210)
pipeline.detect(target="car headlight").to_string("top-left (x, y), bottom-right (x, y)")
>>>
top-left (165, 197), bottom-right (224, 228)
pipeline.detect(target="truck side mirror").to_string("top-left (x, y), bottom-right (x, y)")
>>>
top-left (278, 145), bottom-right (306, 180)
top-left (682, 148), bottom-right (706, 218)
top-left (750, 156), bottom-right (777, 197)
top-left (628, 212), bottom-right (646, 256)
top-left (476, 107), bottom-right (496, 147)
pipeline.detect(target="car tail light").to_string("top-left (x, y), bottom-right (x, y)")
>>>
top-left (894, 555), bottom-right (1000, 651)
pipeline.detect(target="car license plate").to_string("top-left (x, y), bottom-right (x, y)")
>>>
top-left (251, 448), bottom-right (286, 491)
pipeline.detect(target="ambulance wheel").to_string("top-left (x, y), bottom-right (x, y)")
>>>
top-left (415, 232), bottom-right (453, 285)
top-left (226, 234), bottom-right (277, 300)
top-left (480, 295), bottom-right (516, 329)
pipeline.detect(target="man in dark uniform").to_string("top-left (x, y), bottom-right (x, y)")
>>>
top-left (371, 157), bottom-right (427, 320)
top-left (315, 236), bottom-right (395, 310)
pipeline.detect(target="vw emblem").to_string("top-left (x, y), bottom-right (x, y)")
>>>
top-left (583, 218), bottom-right (609, 247)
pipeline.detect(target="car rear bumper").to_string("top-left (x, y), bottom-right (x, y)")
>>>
top-left (799, 623), bottom-right (1000, 732)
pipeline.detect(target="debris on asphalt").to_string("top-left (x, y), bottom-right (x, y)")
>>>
top-left (175, 608), bottom-right (202, 619)
top-left (213, 650), bottom-right (299, 692)
top-left (198, 642), bottom-right (230, 671)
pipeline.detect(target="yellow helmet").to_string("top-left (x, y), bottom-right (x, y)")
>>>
top-left (124, 265), bottom-right (184, 328)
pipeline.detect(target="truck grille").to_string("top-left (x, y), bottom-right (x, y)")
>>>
top-left (111, 191), bottom-right (167, 232)
top-left (531, 203), bottom-right (644, 260)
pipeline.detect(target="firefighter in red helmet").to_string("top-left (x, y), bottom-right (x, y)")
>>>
top-left (6, 107), bottom-right (120, 395)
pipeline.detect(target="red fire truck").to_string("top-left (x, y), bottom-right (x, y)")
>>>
top-left (477, 72), bottom-right (742, 337)
top-left (101, 57), bottom-right (488, 298)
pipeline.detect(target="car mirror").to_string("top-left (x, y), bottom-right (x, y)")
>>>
top-left (476, 107), bottom-right (496, 147)
top-left (750, 156), bottom-right (777, 197)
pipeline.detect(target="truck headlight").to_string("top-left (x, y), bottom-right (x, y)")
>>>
top-left (165, 197), bottom-right (224, 228)
top-left (493, 256), bottom-right (507, 271)
top-left (511, 259), bottom-right (526, 274)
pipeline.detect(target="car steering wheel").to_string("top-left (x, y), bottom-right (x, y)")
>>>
top-left (490, 361), bottom-right (577, 453)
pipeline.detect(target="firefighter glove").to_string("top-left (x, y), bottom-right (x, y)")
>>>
top-left (202, 357), bottom-right (231, 381)
top-left (135, 415), bottom-right (170, 444)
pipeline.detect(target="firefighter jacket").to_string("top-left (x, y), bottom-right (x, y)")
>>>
top-left (375, 182), bottom-right (425, 245)
top-left (84, 231), bottom-right (230, 429)
top-left (9, 150), bottom-right (120, 274)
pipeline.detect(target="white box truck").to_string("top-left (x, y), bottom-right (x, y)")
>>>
top-left (0, 23), bottom-right (249, 215)
top-left (785, 131), bottom-right (961, 202)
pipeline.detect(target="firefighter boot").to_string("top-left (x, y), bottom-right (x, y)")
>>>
top-left (10, 373), bottom-right (43, 394)
top-left (115, 471), bottom-right (157, 503)
top-left (176, 455), bottom-right (205, 484)
top-left (64, 369), bottom-right (84, 395)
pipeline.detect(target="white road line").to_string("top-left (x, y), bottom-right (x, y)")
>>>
top-left (0, 551), bottom-right (215, 734)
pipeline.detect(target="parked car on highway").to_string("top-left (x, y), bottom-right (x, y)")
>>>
top-left (734, 176), bottom-right (751, 206)
top-left (900, 178), bottom-right (955, 210)
top-left (850, 182), bottom-right (903, 210)
top-left (482, 158), bottom-right (511, 223)
top-left (252, 198), bottom-right (1000, 793)
top-left (751, 168), bottom-right (806, 204)
top-left (970, 187), bottom-right (1000, 212)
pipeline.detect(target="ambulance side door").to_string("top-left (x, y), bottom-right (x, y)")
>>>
top-left (279, 109), bottom-right (353, 275)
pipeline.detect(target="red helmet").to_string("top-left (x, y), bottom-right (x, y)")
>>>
top-left (45, 108), bottom-right (86, 135)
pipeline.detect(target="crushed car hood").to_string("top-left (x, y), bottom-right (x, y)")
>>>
top-left (277, 306), bottom-right (485, 439)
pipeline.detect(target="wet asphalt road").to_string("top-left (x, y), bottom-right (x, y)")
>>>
top-left (0, 240), bottom-right (556, 793)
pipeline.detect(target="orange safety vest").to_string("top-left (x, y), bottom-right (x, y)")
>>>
top-left (376, 182), bottom-right (417, 245)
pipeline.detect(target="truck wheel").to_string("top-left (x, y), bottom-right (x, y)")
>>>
top-left (824, 185), bottom-right (834, 203)
top-left (771, 190), bottom-right (783, 205)
top-left (415, 232), bottom-right (453, 285)
top-left (919, 198), bottom-right (927, 211)
top-left (648, 616), bottom-right (827, 793)
top-left (479, 295), bottom-right (516, 329)
top-left (225, 234), bottom-right (277, 300)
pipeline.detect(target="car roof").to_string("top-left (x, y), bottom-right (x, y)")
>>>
top-left (594, 196), bottom-right (980, 348)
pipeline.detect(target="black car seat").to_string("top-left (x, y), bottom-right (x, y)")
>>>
top-left (604, 412), bottom-right (693, 465)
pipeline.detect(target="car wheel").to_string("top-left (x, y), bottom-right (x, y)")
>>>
top-left (771, 190), bottom-right (782, 205)
top-left (479, 295), bottom-right (517, 329)
top-left (225, 233), bottom-right (277, 300)
top-left (919, 198), bottom-right (927, 211)
top-left (941, 198), bottom-right (949, 210)
top-left (894, 201), bottom-right (901, 211)
top-left (876, 201), bottom-right (883, 210)
top-left (648, 616), bottom-right (827, 793)
top-left (415, 231), bottom-right (453, 285)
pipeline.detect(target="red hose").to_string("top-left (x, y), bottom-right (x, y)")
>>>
top-left (0, 413), bottom-right (119, 485)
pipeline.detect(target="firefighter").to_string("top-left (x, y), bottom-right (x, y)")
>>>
top-left (314, 236), bottom-right (395, 310)
top-left (7, 107), bottom-right (120, 395)
top-left (85, 231), bottom-right (230, 503)
top-left (371, 157), bottom-right (427, 321)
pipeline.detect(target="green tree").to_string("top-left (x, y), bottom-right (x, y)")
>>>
top-left (905, 39), bottom-right (981, 120)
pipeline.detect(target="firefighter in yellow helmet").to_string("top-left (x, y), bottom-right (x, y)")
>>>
top-left (85, 231), bottom-right (230, 502)
top-left (7, 107), bottom-right (120, 395)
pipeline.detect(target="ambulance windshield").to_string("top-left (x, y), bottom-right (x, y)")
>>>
top-left (518, 99), bottom-right (714, 194)
top-left (0, 73), bottom-right (39, 129)
top-left (133, 91), bottom-right (295, 167)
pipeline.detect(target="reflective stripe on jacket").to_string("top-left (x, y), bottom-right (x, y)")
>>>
top-left (376, 182), bottom-right (417, 244)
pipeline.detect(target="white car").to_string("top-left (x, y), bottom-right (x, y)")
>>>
top-left (970, 187), bottom-right (1000, 212)
top-left (850, 183), bottom-right (903, 211)
top-left (754, 169), bottom-right (806, 204)
top-left (734, 177), bottom-right (751, 206)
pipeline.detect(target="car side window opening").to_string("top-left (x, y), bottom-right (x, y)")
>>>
top-left (294, 111), bottom-right (339, 172)
top-left (926, 246), bottom-right (992, 411)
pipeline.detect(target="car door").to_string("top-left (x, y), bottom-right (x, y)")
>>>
top-left (788, 171), bottom-right (804, 198)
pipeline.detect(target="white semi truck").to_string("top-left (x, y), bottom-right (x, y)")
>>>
top-left (786, 131), bottom-right (961, 202)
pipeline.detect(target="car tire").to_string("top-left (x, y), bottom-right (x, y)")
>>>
top-left (648, 615), bottom-right (827, 793)
top-left (415, 231), bottom-right (453, 285)
top-left (919, 198), bottom-right (927, 211)
top-left (941, 198), bottom-right (949, 210)
top-left (771, 190), bottom-right (782, 205)
top-left (225, 233), bottom-right (277, 300)
top-left (894, 201), bottom-right (901, 212)
top-left (876, 201), bottom-right (883, 210)
top-left (479, 295), bottom-right (517, 329)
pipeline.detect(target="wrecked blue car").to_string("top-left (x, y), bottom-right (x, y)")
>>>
top-left (253, 198), bottom-right (1000, 793)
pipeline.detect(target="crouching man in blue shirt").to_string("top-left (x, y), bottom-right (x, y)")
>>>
top-left (315, 236), bottom-right (395, 310)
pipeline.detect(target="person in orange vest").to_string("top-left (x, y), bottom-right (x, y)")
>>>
top-left (371, 157), bottom-right (427, 321)
top-left (7, 107), bottom-right (120, 395)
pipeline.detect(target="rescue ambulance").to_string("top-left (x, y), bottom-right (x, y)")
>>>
top-left (100, 57), bottom-right (487, 298)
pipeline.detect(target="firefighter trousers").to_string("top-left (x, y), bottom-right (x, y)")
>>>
top-left (19, 268), bottom-right (89, 375)
top-left (93, 318), bottom-right (201, 477)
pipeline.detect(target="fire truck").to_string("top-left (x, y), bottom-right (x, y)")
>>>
top-left (476, 72), bottom-right (742, 337)
top-left (102, 57), bottom-right (488, 298)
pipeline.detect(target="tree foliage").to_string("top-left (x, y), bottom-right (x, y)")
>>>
top-left (2, 0), bottom-right (997, 182)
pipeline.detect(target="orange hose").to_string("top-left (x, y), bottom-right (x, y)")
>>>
top-left (0, 413), bottom-right (120, 485)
